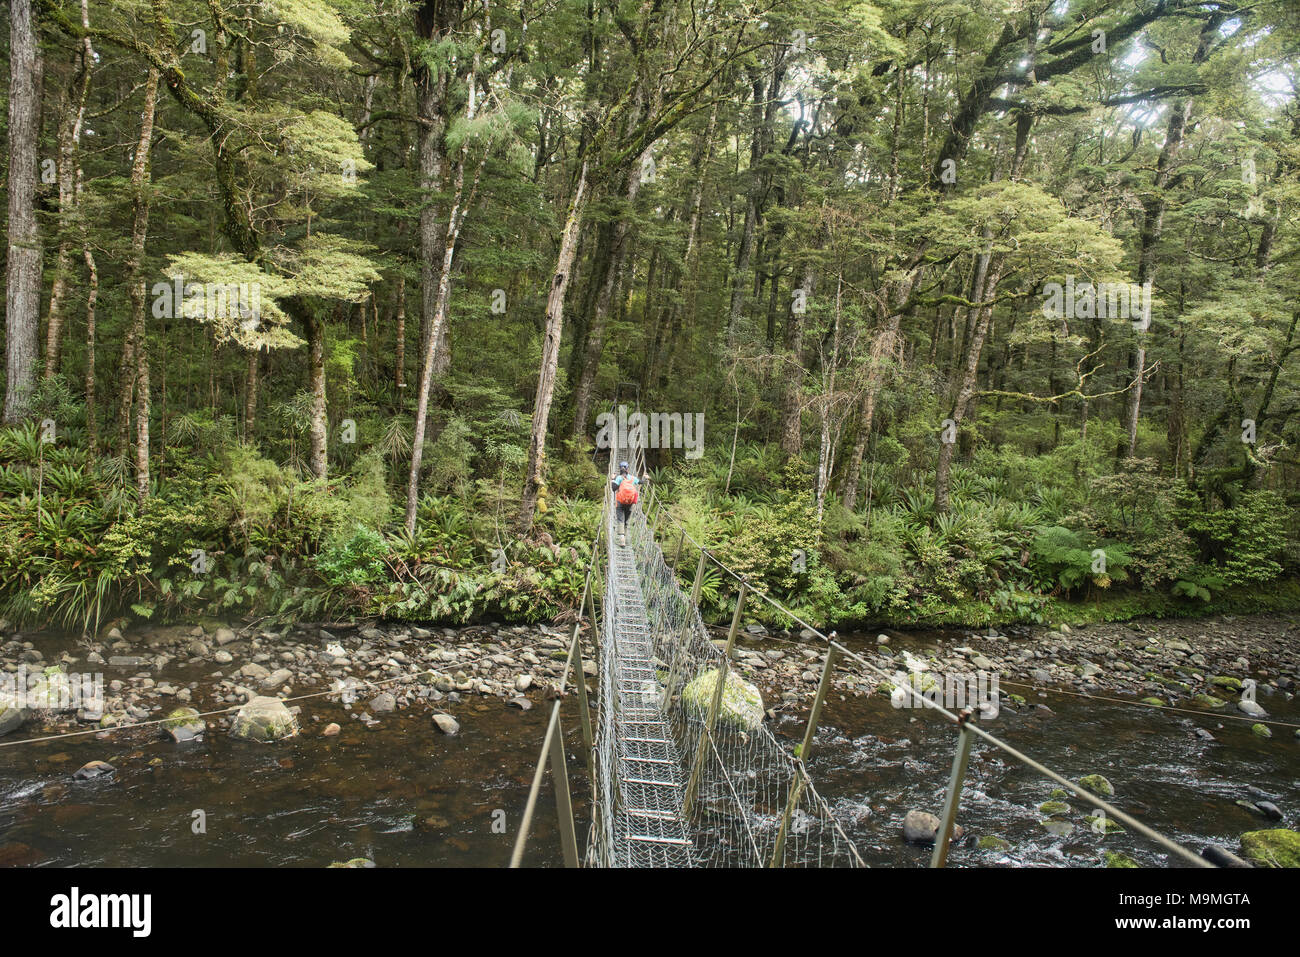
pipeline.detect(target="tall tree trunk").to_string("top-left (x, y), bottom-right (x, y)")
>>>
top-left (244, 349), bottom-right (259, 439)
top-left (394, 274), bottom-right (406, 395)
top-left (935, 257), bottom-right (1005, 515)
top-left (779, 263), bottom-right (813, 458)
top-left (405, 20), bottom-right (487, 534)
top-left (841, 316), bottom-right (899, 510)
top-left (571, 154), bottom-right (647, 438)
top-left (304, 312), bottom-right (328, 479)
top-left (124, 69), bottom-right (160, 500)
top-left (83, 245), bottom-right (98, 453)
top-left (1121, 12), bottom-right (1221, 457)
top-left (4, 0), bottom-right (43, 423)
top-left (517, 158), bottom-right (589, 534)
top-left (44, 12), bottom-right (93, 380)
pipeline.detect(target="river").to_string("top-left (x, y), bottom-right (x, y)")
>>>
top-left (1, 621), bottom-right (1296, 867)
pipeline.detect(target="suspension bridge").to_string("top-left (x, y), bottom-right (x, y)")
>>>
top-left (510, 423), bottom-right (1234, 869)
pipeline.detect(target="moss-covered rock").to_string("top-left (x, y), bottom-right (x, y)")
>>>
top-left (681, 668), bottom-right (764, 732)
top-left (977, 835), bottom-right (1012, 852)
top-left (161, 706), bottom-right (206, 742)
top-left (1039, 801), bottom-right (1072, 816)
top-left (1140, 696), bottom-right (1165, 707)
top-left (1104, 850), bottom-right (1139, 868)
top-left (1239, 829), bottom-right (1300, 868)
top-left (1210, 675), bottom-right (1242, 692)
top-left (230, 696), bottom-right (299, 743)
top-left (1191, 693), bottom-right (1227, 709)
top-left (1251, 723), bottom-right (1272, 739)
top-left (1078, 774), bottom-right (1115, 797)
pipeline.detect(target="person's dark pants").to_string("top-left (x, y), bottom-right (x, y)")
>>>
top-left (616, 502), bottom-right (632, 533)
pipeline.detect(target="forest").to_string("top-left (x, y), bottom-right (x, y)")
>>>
top-left (2, 0), bottom-right (1299, 634)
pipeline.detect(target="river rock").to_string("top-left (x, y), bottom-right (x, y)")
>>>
top-left (229, 696), bottom-right (299, 742)
top-left (0, 695), bottom-right (28, 737)
top-left (73, 760), bottom-right (115, 780)
top-left (323, 723), bottom-right (341, 736)
top-left (681, 668), bottom-right (764, 731)
top-left (214, 627), bottom-right (237, 646)
top-left (214, 650), bottom-right (233, 665)
top-left (515, 675), bottom-right (533, 692)
top-left (240, 662), bottom-right (269, 681)
top-left (1238, 698), bottom-right (1268, 718)
top-left (161, 706), bottom-right (206, 742)
top-left (902, 809), bottom-right (963, 845)
top-left (369, 692), bottom-right (396, 713)
top-left (108, 656), bottom-right (148, 667)
top-left (1255, 801), bottom-right (1283, 821)
top-left (1078, 774), bottom-right (1114, 797)
top-left (433, 714), bottom-right (460, 735)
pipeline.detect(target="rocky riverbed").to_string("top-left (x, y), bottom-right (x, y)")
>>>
top-left (728, 613), bottom-right (1300, 737)
top-left (1, 612), bottom-right (1297, 868)
top-left (0, 619), bottom-right (595, 747)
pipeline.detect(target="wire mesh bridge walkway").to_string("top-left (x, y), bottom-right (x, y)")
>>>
top-left (582, 442), bottom-right (863, 868)
top-left (511, 434), bottom-right (1227, 869)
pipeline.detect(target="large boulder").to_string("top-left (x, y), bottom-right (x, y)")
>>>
top-left (0, 692), bottom-right (28, 737)
top-left (1239, 829), bottom-right (1300, 868)
top-left (230, 696), bottom-right (299, 743)
top-left (681, 668), bottom-right (764, 732)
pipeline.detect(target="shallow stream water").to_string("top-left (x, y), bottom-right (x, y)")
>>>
top-left (1, 625), bottom-right (1296, 868)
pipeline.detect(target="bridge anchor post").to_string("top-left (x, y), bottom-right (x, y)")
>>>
top-left (770, 640), bottom-right (839, 867)
top-left (548, 710), bottom-right (581, 868)
top-left (930, 708), bottom-right (975, 868)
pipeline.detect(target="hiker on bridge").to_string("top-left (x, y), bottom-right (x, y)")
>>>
top-left (612, 461), bottom-right (641, 546)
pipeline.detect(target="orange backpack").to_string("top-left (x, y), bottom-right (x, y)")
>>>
top-left (615, 477), bottom-right (638, 505)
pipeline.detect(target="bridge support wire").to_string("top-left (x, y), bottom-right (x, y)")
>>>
top-left (649, 501), bottom-right (1219, 870)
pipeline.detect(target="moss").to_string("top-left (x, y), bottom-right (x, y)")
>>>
top-left (1210, 676), bottom-right (1243, 692)
top-left (1140, 696), bottom-right (1165, 707)
top-left (1191, 693), bottom-right (1227, 709)
top-left (162, 706), bottom-right (202, 731)
top-left (681, 668), bottom-right (764, 731)
top-left (1104, 851), bottom-right (1139, 868)
top-left (1078, 774), bottom-right (1115, 797)
top-left (1251, 723), bottom-right (1272, 739)
top-left (977, 835), bottom-right (1011, 852)
top-left (1239, 829), bottom-right (1300, 868)
top-left (1038, 801), bottom-right (1072, 816)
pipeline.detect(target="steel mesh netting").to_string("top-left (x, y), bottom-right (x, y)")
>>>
top-left (586, 445), bottom-right (863, 868)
